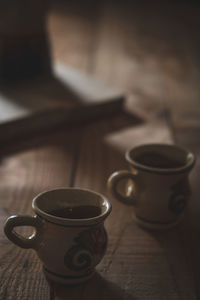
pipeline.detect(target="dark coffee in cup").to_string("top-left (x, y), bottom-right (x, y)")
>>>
top-left (134, 151), bottom-right (184, 169)
top-left (48, 205), bottom-right (101, 219)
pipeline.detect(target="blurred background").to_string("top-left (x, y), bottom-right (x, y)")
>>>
top-left (48, 0), bottom-right (200, 111)
top-left (0, 0), bottom-right (200, 140)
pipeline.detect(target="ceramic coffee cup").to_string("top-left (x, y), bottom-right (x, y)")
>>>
top-left (4, 188), bottom-right (111, 285)
top-left (107, 144), bottom-right (195, 230)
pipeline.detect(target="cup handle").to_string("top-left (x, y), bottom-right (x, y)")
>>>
top-left (107, 170), bottom-right (137, 205)
top-left (4, 215), bottom-right (42, 249)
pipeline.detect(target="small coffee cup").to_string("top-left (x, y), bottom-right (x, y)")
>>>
top-left (4, 188), bottom-right (111, 285)
top-left (107, 143), bottom-right (195, 230)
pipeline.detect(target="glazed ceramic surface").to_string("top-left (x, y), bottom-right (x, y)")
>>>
top-left (108, 144), bottom-right (195, 230)
top-left (4, 188), bottom-right (111, 285)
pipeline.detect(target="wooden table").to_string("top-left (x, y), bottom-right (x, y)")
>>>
top-left (1, 1), bottom-right (200, 299)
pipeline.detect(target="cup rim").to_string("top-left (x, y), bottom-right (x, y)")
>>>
top-left (125, 143), bottom-right (195, 175)
top-left (32, 187), bottom-right (112, 226)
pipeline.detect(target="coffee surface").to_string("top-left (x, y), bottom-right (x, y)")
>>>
top-left (135, 152), bottom-right (184, 168)
top-left (48, 205), bottom-right (101, 219)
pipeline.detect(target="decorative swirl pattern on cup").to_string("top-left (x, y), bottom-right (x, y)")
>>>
top-left (64, 246), bottom-right (93, 271)
top-left (64, 227), bottom-right (107, 272)
top-left (169, 178), bottom-right (190, 215)
top-left (168, 194), bottom-right (187, 215)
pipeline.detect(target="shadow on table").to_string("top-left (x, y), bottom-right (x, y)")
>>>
top-left (51, 272), bottom-right (136, 300)
top-left (145, 208), bottom-right (200, 297)
top-left (0, 60), bottom-right (137, 150)
top-left (0, 108), bottom-right (140, 163)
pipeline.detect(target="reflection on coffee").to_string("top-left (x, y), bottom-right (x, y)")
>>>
top-left (135, 152), bottom-right (184, 169)
top-left (48, 206), bottom-right (101, 219)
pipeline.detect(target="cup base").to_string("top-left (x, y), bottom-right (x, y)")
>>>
top-left (43, 267), bottom-right (95, 286)
top-left (132, 213), bottom-right (184, 230)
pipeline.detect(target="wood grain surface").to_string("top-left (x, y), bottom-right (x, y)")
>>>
top-left (1, 0), bottom-right (200, 299)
